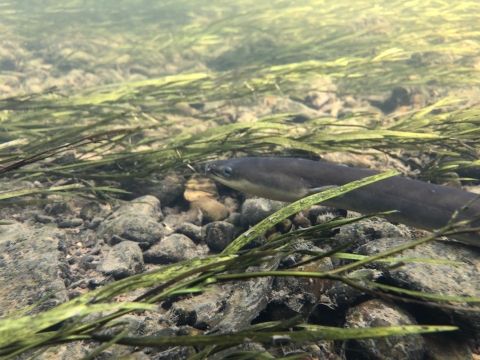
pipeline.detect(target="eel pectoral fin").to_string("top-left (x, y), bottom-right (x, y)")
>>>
top-left (306, 185), bottom-right (338, 195)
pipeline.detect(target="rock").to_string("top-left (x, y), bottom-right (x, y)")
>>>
top-left (113, 195), bottom-right (163, 220)
top-left (308, 204), bottom-right (345, 223)
top-left (97, 197), bottom-right (171, 246)
top-left (343, 95), bottom-right (358, 108)
top-left (368, 86), bottom-right (423, 114)
top-left (162, 214), bottom-right (182, 229)
top-left (276, 218), bottom-right (292, 233)
top-left (204, 221), bottom-right (235, 252)
top-left (236, 110), bottom-right (258, 123)
top-left (326, 269), bottom-right (375, 309)
top-left (424, 332), bottom-right (473, 360)
top-left (225, 212), bottom-right (244, 238)
top-left (172, 261), bottom-right (278, 333)
top-left (44, 200), bottom-right (75, 215)
top-left (190, 198), bottom-right (228, 223)
top-left (268, 257), bottom-right (333, 321)
top-left (241, 198), bottom-right (286, 228)
top-left (223, 197), bottom-right (239, 213)
top-left (176, 222), bottom-right (203, 244)
top-left (270, 97), bottom-right (322, 121)
top-left (156, 346), bottom-right (196, 359)
top-left (88, 217), bottom-right (102, 230)
top-left (76, 230), bottom-right (98, 249)
top-left (0, 50), bottom-right (16, 72)
top-left (90, 315), bottom-right (149, 358)
top-left (97, 241), bottom-right (144, 279)
top-left (176, 326), bottom-right (204, 336)
top-left (162, 206), bottom-right (178, 217)
top-left (209, 260), bottom-right (279, 333)
top-left (226, 212), bottom-right (242, 227)
top-left (32, 342), bottom-right (93, 360)
top-left (51, 150), bottom-right (76, 164)
top-left (356, 237), bottom-right (480, 338)
top-left (268, 341), bottom-right (340, 360)
top-left (183, 177), bottom-right (218, 201)
top-left (304, 91), bottom-right (335, 110)
top-left (0, 180), bottom-right (34, 193)
top-left (143, 234), bottom-right (197, 264)
top-left (332, 219), bottom-right (412, 249)
top-left (183, 206), bottom-right (203, 226)
top-left (123, 176), bottom-right (185, 207)
top-left (35, 214), bottom-right (55, 224)
top-left (169, 287), bottom-right (225, 329)
top-left (345, 299), bottom-right (425, 360)
top-left (98, 214), bottom-right (171, 246)
top-left (80, 202), bottom-right (102, 221)
top-left (292, 212), bottom-right (311, 228)
top-left (122, 216), bottom-right (171, 245)
top-left (78, 255), bottom-right (97, 270)
top-left (17, 210), bottom-right (42, 222)
top-left (0, 223), bottom-right (70, 315)
top-left (58, 218), bottom-right (84, 228)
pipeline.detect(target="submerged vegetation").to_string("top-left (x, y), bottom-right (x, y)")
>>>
top-left (0, 0), bottom-right (479, 181)
top-left (0, 0), bottom-right (480, 358)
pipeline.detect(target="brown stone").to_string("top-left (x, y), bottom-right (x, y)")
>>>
top-left (184, 177), bottom-right (218, 201)
top-left (190, 198), bottom-right (228, 223)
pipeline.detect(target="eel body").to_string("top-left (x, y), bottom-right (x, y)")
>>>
top-left (205, 157), bottom-right (480, 247)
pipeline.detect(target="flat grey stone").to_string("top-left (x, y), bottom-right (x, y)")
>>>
top-left (96, 196), bottom-right (169, 245)
top-left (97, 213), bottom-right (172, 246)
top-left (0, 222), bottom-right (70, 316)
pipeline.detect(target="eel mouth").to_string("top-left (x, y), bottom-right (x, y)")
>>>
top-left (205, 163), bottom-right (225, 181)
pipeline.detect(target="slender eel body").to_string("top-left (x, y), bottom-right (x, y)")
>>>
top-left (205, 157), bottom-right (480, 247)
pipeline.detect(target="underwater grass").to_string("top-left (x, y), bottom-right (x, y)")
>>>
top-left (0, 0), bottom-right (479, 133)
top-left (0, 0), bottom-right (479, 358)
top-left (2, 98), bottom-right (480, 184)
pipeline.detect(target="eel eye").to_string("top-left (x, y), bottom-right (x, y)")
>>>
top-left (223, 167), bottom-right (233, 177)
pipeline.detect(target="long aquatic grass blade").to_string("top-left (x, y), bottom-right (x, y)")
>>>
top-left (90, 325), bottom-right (456, 347)
top-left (222, 169), bottom-right (400, 253)
top-left (0, 303), bottom-right (157, 348)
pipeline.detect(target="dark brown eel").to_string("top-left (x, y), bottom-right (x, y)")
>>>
top-left (205, 157), bottom-right (480, 247)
